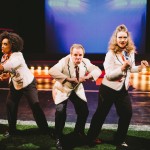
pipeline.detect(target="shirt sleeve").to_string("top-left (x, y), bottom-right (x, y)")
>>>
top-left (83, 58), bottom-right (102, 81)
top-left (104, 51), bottom-right (126, 81)
top-left (2, 54), bottom-right (21, 72)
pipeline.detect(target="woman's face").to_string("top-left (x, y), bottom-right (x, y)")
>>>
top-left (116, 31), bottom-right (128, 49)
top-left (1, 38), bottom-right (12, 54)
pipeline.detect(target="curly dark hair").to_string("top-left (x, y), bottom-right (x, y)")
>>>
top-left (0, 31), bottom-right (24, 52)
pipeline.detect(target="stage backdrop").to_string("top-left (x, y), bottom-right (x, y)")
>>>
top-left (45, 0), bottom-right (147, 54)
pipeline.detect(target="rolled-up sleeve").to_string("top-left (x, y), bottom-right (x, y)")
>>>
top-left (2, 57), bottom-right (21, 72)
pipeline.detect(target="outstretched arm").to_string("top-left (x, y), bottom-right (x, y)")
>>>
top-left (138, 60), bottom-right (149, 72)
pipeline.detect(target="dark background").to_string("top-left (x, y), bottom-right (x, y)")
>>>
top-left (0, 0), bottom-right (45, 60)
top-left (0, 0), bottom-right (149, 61)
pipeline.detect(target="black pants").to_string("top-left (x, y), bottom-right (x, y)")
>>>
top-left (6, 78), bottom-right (48, 133)
top-left (87, 84), bottom-right (132, 144)
top-left (55, 91), bottom-right (89, 139)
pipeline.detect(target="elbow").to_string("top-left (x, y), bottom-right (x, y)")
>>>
top-left (48, 68), bottom-right (54, 75)
top-left (106, 75), bottom-right (113, 81)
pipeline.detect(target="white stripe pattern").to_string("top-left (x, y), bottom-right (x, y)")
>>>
top-left (1, 119), bottom-right (150, 131)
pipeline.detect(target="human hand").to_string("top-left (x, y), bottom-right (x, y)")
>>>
top-left (79, 74), bottom-right (92, 83)
top-left (66, 77), bottom-right (79, 84)
top-left (0, 64), bottom-right (4, 72)
top-left (121, 60), bottom-right (131, 71)
top-left (79, 77), bottom-right (86, 83)
top-left (0, 73), bottom-right (10, 81)
top-left (0, 75), bottom-right (3, 81)
top-left (141, 60), bottom-right (149, 68)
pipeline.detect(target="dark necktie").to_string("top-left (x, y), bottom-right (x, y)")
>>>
top-left (75, 66), bottom-right (79, 81)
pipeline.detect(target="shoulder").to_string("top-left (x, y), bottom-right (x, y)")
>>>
top-left (58, 54), bottom-right (70, 63)
top-left (129, 51), bottom-right (135, 59)
top-left (12, 52), bottom-right (23, 57)
top-left (10, 52), bottom-right (25, 63)
top-left (129, 51), bottom-right (135, 55)
top-left (107, 50), bottom-right (114, 55)
top-left (82, 58), bottom-right (91, 63)
top-left (105, 50), bottom-right (115, 58)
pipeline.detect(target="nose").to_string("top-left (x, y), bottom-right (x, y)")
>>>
top-left (121, 38), bottom-right (124, 41)
top-left (76, 55), bottom-right (80, 59)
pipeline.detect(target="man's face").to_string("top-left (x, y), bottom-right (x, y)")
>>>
top-left (71, 48), bottom-right (84, 65)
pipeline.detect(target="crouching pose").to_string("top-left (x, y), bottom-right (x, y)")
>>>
top-left (0, 31), bottom-right (52, 137)
top-left (49, 43), bottom-right (102, 150)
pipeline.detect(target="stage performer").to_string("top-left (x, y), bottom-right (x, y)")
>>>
top-left (49, 43), bottom-right (102, 150)
top-left (87, 24), bottom-right (149, 149)
top-left (0, 31), bottom-right (52, 137)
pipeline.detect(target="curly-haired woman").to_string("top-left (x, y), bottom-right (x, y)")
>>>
top-left (0, 31), bottom-right (51, 137)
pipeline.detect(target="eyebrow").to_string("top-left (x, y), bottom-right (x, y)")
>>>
top-left (118, 36), bottom-right (127, 38)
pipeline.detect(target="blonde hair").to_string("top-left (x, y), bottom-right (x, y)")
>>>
top-left (70, 44), bottom-right (85, 55)
top-left (108, 24), bottom-right (136, 54)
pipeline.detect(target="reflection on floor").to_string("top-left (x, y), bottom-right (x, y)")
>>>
top-left (0, 69), bottom-right (150, 126)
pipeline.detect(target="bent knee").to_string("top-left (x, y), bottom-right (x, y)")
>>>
top-left (56, 103), bottom-right (66, 112)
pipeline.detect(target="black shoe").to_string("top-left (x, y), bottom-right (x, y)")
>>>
top-left (3, 131), bottom-right (11, 138)
top-left (94, 138), bottom-right (102, 144)
top-left (40, 127), bottom-right (55, 138)
top-left (86, 138), bottom-right (102, 147)
top-left (72, 131), bottom-right (86, 138)
top-left (87, 140), bottom-right (96, 147)
top-left (116, 142), bottom-right (129, 150)
top-left (56, 138), bottom-right (63, 150)
top-left (72, 131), bottom-right (87, 144)
top-left (49, 131), bottom-right (55, 139)
top-left (48, 128), bottom-right (55, 139)
top-left (3, 130), bottom-right (21, 138)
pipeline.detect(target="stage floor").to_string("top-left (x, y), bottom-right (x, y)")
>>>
top-left (0, 71), bottom-right (150, 126)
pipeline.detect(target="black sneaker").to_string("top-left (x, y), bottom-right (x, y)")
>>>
top-left (116, 142), bottom-right (129, 150)
top-left (120, 142), bottom-right (128, 147)
top-left (3, 130), bottom-right (22, 138)
top-left (87, 140), bottom-right (96, 147)
top-left (72, 131), bottom-right (87, 144)
top-left (3, 131), bottom-right (11, 138)
top-left (56, 138), bottom-right (63, 150)
top-left (48, 128), bottom-right (55, 139)
top-left (87, 138), bottom-right (102, 147)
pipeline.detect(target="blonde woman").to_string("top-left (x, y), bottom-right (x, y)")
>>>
top-left (87, 24), bottom-right (149, 149)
